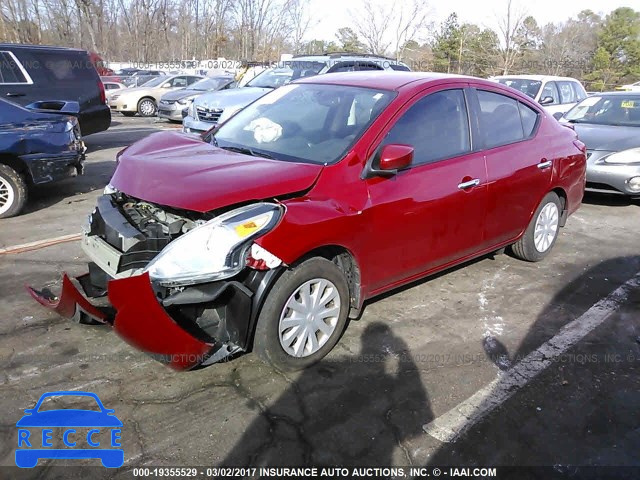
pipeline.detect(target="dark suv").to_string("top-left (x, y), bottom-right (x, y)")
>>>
top-left (0, 44), bottom-right (111, 135)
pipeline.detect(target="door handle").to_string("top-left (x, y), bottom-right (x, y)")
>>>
top-left (6, 92), bottom-right (25, 97)
top-left (537, 159), bottom-right (552, 169)
top-left (458, 178), bottom-right (480, 190)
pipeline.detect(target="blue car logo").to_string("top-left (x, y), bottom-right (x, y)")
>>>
top-left (16, 391), bottom-right (123, 468)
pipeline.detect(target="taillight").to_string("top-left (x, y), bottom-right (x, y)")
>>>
top-left (98, 80), bottom-right (106, 104)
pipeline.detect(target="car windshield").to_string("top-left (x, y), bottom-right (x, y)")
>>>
top-left (140, 76), bottom-right (167, 87)
top-left (211, 84), bottom-right (395, 164)
top-left (191, 77), bottom-right (232, 91)
top-left (246, 62), bottom-right (325, 89)
top-left (564, 96), bottom-right (640, 126)
top-left (496, 78), bottom-right (542, 99)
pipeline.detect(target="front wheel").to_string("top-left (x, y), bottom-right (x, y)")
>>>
top-left (253, 257), bottom-right (350, 371)
top-left (137, 98), bottom-right (157, 117)
top-left (511, 192), bottom-right (562, 262)
top-left (0, 164), bottom-right (27, 219)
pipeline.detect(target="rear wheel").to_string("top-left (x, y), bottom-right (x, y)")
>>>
top-left (0, 164), bottom-right (27, 219)
top-left (253, 257), bottom-right (350, 371)
top-left (137, 98), bottom-right (157, 117)
top-left (512, 192), bottom-right (561, 262)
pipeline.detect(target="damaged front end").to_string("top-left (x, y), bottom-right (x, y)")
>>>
top-left (28, 191), bottom-right (285, 370)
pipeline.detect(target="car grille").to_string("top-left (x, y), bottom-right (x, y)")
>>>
top-left (196, 106), bottom-right (223, 123)
top-left (110, 94), bottom-right (120, 101)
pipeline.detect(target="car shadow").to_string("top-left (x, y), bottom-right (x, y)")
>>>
top-left (82, 127), bottom-right (164, 153)
top-left (23, 160), bottom-right (116, 214)
top-left (582, 192), bottom-right (639, 207)
top-left (219, 322), bottom-right (434, 467)
top-left (424, 255), bottom-right (640, 469)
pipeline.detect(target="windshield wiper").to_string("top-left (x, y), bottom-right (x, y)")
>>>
top-left (220, 145), bottom-right (274, 159)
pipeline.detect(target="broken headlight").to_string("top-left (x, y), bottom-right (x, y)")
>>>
top-left (144, 203), bottom-right (282, 286)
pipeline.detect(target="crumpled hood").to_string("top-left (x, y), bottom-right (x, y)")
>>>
top-left (110, 131), bottom-right (323, 212)
top-left (573, 124), bottom-right (640, 152)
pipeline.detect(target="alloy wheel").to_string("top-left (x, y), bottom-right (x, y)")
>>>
top-left (534, 202), bottom-right (559, 252)
top-left (0, 176), bottom-right (15, 216)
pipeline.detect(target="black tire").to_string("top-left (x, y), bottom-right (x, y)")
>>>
top-left (121, 111), bottom-right (136, 117)
top-left (512, 192), bottom-right (562, 262)
top-left (0, 164), bottom-right (28, 219)
top-left (253, 257), bottom-right (350, 371)
top-left (137, 98), bottom-right (157, 117)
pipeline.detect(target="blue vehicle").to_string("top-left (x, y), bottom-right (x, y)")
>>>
top-left (16, 391), bottom-right (123, 468)
top-left (0, 98), bottom-right (86, 218)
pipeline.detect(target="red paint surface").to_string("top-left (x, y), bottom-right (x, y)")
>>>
top-left (108, 273), bottom-right (213, 370)
top-left (26, 274), bottom-right (107, 322)
top-left (110, 131), bottom-right (322, 212)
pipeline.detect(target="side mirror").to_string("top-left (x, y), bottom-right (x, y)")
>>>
top-left (162, 83), bottom-right (172, 88)
top-left (552, 112), bottom-right (563, 120)
top-left (363, 144), bottom-right (414, 178)
top-left (540, 96), bottom-right (555, 105)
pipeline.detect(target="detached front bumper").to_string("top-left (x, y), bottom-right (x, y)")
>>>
top-left (27, 268), bottom-right (280, 371)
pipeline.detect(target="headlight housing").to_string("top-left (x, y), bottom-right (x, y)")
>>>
top-left (145, 203), bottom-right (283, 286)
top-left (177, 95), bottom-right (197, 105)
top-left (603, 148), bottom-right (640, 165)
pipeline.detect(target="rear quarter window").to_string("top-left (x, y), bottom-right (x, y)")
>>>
top-left (517, 102), bottom-right (539, 137)
top-left (0, 51), bottom-right (29, 84)
top-left (29, 50), bottom-right (97, 82)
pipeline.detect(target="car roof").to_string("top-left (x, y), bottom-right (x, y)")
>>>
top-left (492, 74), bottom-right (581, 82)
top-left (586, 91), bottom-right (640, 96)
top-left (0, 43), bottom-right (86, 53)
top-left (294, 71), bottom-right (482, 91)
top-left (292, 52), bottom-right (398, 62)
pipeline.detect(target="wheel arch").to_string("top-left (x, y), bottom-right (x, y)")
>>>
top-left (0, 154), bottom-right (30, 181)
top-left (551, 186), bottom-right (568, 226)
top-left (291, 245), bottom-right (363, 319)
top-left (137, 96), bottom-right (157, 109)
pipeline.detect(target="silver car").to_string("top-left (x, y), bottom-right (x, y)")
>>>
top-left (561, 92), bottom-right (640, 197)
top-left (109, 74), bottom-right (203, 117)
top-left (158, 76), bottom-right (235, 121)
top-left (183, 54), bottom-right (410, 134)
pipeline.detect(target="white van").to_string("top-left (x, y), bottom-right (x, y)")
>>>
top-left (490, 75), bottom-right (588, 117)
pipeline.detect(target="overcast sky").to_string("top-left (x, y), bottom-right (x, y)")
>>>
top-left (305, 0), bottom-right (636, 44)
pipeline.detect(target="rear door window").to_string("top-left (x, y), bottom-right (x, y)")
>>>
top-left (0, 51), bottom-right (30, 84)
top-left (170, 76), bottom-right (188, 88)
top-left (29, 50), bottom-right (96, 82)
top-left (557, 81), bottom-right (578, 104)
top-left (477, 90), bottom-right (539, 148)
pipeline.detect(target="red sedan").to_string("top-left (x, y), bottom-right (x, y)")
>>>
top-left (29, 72), bottom-right (587, 371)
